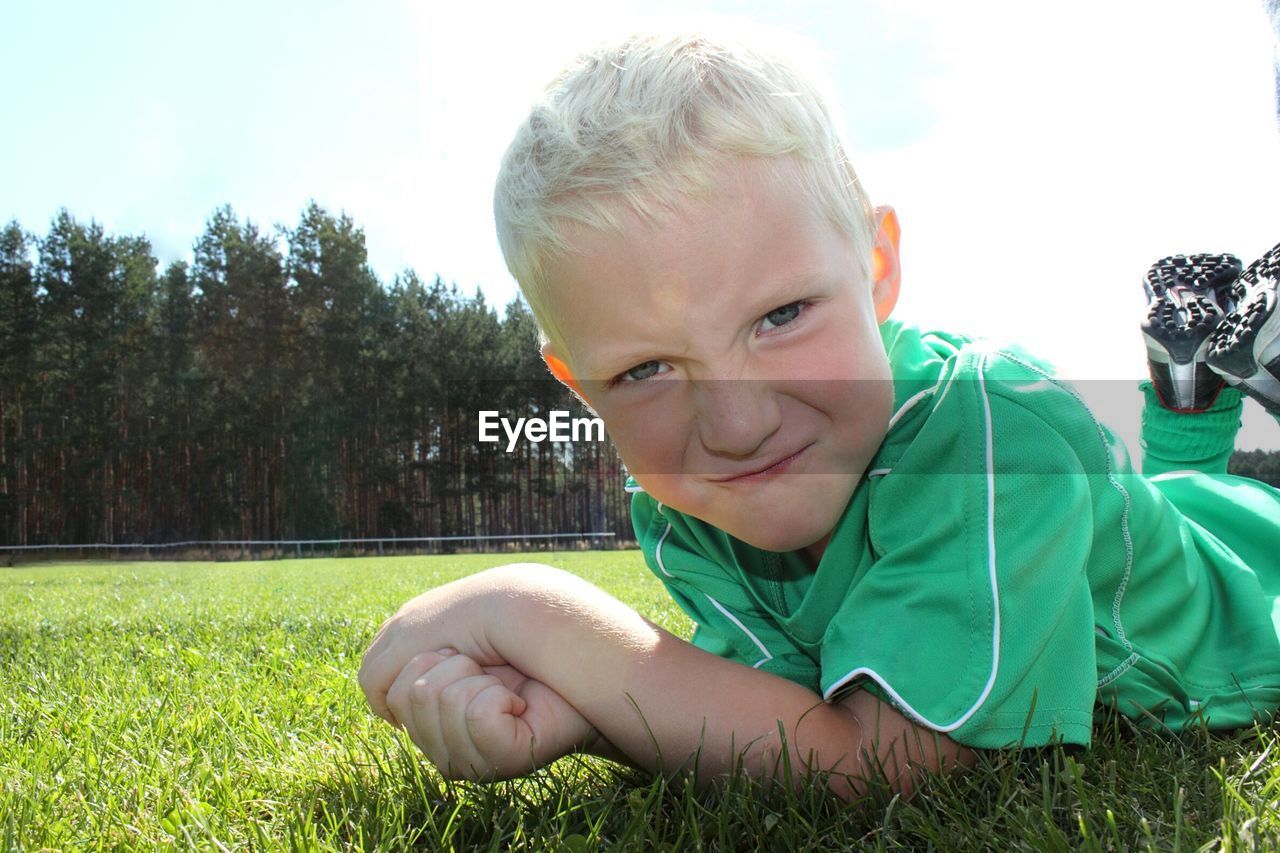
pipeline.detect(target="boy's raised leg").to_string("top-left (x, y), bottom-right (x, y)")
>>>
top-left (1139, 253), bottom-right (1245, 477)
top-left (1141, 252), bottom-right (1241, 413)
top-left (1139, 382), bottom-right (1243, 477)
top-left (1207, 241), bottom-right (1280, 419)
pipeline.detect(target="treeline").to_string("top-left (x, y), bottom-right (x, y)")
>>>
top-left (0, 204), bottom-right (628, 547)
top-left (1228, 449), bottom-right (1280, 487)
top-left (4, 205), bottom-right (1280, 550)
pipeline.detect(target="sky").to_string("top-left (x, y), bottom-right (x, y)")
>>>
top-left (4, 0), bottom-right (1280, 450)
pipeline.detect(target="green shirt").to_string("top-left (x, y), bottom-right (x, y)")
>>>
top-left (628, 319), bottom-right (1280, 748)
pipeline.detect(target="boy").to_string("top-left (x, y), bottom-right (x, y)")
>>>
top-left (358, 24), bottom-right (1280, 799)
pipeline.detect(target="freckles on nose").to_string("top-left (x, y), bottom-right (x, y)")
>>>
top-left (694, 381), bottom-right (782, 457)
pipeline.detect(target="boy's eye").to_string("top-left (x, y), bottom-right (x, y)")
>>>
top-left (617, 360), bottom-right (669, 383)
top-left (758, 301), bottom-right (805, 332)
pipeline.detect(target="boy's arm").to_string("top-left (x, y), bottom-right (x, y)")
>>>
top-left (360, 563), bottom-right (974, 798)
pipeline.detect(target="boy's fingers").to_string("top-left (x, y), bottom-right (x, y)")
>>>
top-left (437, 673), bottom-right (508, 777)
top-left (466, 682), bottom-right (531, 769)
top-left (480, 663), bottom-right (529, 694)
top-left (394, 653), bottom-right (482, 770)
top-left (481, 683), bottom-right (528, 721)
top-left (408, 655), bottom-right (487, 777)
top-left (384, 651), bottom-right (446, 730)
top-left (361, 637), bottom-right (440, 723)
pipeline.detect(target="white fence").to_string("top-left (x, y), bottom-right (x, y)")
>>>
top-left (0, 532), bottom-right (619, 561)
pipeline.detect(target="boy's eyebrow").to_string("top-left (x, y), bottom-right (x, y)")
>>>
top-left (736, 267), bottom-right (833, 317)
top-left (579, 341), bottom-right (684, 380)
top-left (762, 268), bottom-right (831, 298)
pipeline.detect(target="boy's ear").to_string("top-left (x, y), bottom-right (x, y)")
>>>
top-left (541, 343), bottom-right (587, 400)
top-left (870, 205), bottom-right (901, 323)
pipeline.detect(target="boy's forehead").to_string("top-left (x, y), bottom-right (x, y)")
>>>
top-left (544, 195), bottom-right (720, 363)
top-left (555, 157), bottom-right (804, 252)
top-left (541, 237), bottom-right (688, 371)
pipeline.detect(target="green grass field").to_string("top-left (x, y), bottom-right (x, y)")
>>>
top-left (2, 553), bottom-right (1279, 850)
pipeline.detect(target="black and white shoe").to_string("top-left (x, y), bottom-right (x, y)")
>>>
top-left (1141, 252), bottom-right (1242, 412)
top-left (1206, 242), bottom-right (1280, 415)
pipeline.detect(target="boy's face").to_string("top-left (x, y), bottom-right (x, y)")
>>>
top-left (543, 157), bottom-right (897, 565)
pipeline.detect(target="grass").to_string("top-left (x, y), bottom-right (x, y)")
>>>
top-left (2, 553), bottom-right (1279, 850)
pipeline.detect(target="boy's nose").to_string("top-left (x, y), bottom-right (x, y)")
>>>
top-left (693, 379), bottom-right (782, 459)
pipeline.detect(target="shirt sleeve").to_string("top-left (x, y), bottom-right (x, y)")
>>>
top-left (630, 488), bottom-right (821, 692)
top-left (820, 348), bottom-right (1101, 749)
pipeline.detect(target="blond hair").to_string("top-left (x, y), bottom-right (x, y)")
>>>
top-left (493, 19), bottom-right (876, 353)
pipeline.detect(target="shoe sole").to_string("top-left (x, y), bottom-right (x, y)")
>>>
top-left (1142, 253), bottom-right (1241, 411)
top-left (1206, 243), bottom-right (1280, 413)
top-left (1142, 332), bottom-right (1223, 410)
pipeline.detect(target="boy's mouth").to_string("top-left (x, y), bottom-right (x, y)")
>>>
top-left (708, 444), bottom-right (812, 483)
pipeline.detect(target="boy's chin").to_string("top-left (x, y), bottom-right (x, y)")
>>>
top-left (642, 471), bottom-right (860, 556)
top-left (735, 525), bottom-right (835, 556)
top-left (721, 502), bottom-right (845, 555)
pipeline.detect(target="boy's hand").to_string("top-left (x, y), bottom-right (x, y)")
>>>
top-left (385, 648), bottom-right (594, 781)
top-left (360, 574), bottom-right (507, 726)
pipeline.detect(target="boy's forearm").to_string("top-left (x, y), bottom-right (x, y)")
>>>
top-left (478, 565), bottom-right (876, 794)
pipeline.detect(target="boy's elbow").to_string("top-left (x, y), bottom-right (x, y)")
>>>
top-left (823, 690), bottom-right (980, 803)
top-left (821, 740), bottom-right (977, 804)
top-left (470, 561), bottom-right (592, 598)
top-left (825, 770), bottom-right (884, 805)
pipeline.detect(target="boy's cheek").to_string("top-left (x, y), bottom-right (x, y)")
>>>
top-left (601, 416), bottom-right (686, 477)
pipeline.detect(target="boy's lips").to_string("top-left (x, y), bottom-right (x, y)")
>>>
top-left (707, 444), bottom-right (813, 483)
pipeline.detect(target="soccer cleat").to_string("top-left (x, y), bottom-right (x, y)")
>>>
top-left (1141, 252), bottom-right (1242, 412)
top-left (1206, 242), bottom-right (1280, 415)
